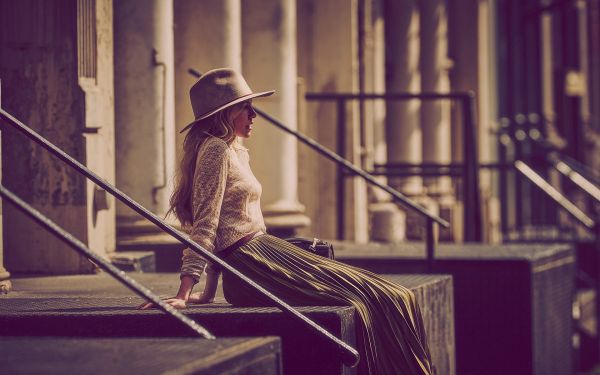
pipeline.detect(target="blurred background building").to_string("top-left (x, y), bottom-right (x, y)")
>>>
top-left (2, 0), bottom-right (598, 270)
top-left (1, 0), bottom-right (599, 372)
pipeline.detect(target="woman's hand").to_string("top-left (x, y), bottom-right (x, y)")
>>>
top-left (137, 297), bottom-right (187, 310)
top-left (187, 292), bottom-right (214, 304)
top-left (137, 275), bottom-right (197, 310)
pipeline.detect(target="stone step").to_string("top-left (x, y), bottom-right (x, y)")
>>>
top-left (0, 273), bottom-right (454, 375)
top-left (0, 336), bottom-right (282, 375)
top-left (109, 251), bottom-right (156, 272)
top-left (117, 233), bottom-right (185, 272)
top-left (0, 299), bottom-right (356, 375)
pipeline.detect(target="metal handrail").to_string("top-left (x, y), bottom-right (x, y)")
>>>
top-left (303, 91), bottom-right (480, 242)
top-left (256, 104), bottom-right (449, 227)
top-left (188, 68), bottom-right (449, 273)
top-left (0, 184), bottom-right (214, 339)
top-left (547, 153), bottom-right (600, 204)
top-left (0, 108), bottom-right (360, 367)
top-left (559, 154), bottom-right (600, 187)
top-left (514, 160), bottom-right (595, 229)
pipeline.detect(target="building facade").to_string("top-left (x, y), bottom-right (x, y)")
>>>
top-left (0, 0), bottom-right (598, 278)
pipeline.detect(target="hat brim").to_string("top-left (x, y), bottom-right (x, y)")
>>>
top-left (179, 90), bottom-right (275, 133)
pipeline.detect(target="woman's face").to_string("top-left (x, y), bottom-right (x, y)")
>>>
top-left (232, 100), bottom-right (257, 138)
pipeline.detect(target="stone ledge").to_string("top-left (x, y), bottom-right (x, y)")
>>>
top-left (0, 336), bottom-right (282, 375)
top-left (0, 273), bottom-right (454, 375)
top-left (0, 299), bottom-right (356, 375)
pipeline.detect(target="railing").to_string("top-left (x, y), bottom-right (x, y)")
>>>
top-left (188, 69), bottom-right (450, 269)
top-left (0, 184), bottom-right (214, 339)
top-left (304, 92), bottom-right (482, 242)
top-left (0, 108), bottom-right (360, 367)
top-left (496, 118), bottom-right (599, 240)
top-left (514, 160), bottom-right (596, 230)
top-left (546, 153), bottom-right (600, 205)
top-left (515, 159), bottom-right (600, 362)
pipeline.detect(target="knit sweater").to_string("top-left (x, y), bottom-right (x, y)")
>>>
top-left (180, 136), bottom-right (266, 282)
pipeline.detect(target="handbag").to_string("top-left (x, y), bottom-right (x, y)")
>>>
top-left (285, 237), bottom-right (335, 259)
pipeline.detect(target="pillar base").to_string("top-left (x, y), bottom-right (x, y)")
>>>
top-left (264, 213), bottom-right (311, 238)
top-left (0, 270), bottom-right (12, 294)
top-left (117, 215), bottom-right (182, 243)
top-left (369, 202), bottom-right (406, 243)
top-left (262, 201), bottom-right (311, 239)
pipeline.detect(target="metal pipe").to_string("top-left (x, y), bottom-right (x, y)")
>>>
top-left (0, 108), bottom-right (360, 367)
top-left (462, 94), bottom-right (483, 241)
top-left (0, 184), bottom-right (215, 339)
top-left (425, 219), bottom-right (436, 272)
top-left (337, 99), bottom-right (347, 240)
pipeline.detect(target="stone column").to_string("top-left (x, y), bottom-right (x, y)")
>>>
top-left (0, 80), bottom-right (11, 293)
top-left (0, 0), bottom-right (115, 273)
top-left (366, 0), bottom-right (407, 243)
top-left (419, 0), bottom-right (455, 240)
top-left (114, 0), bottom-right (176, 236)
top-left (241, 0), bottom-right (309, 237)
top-left (385, 0), bottom-right (434, 240)
top-left (384, 0), bottom-right (422, 196)
top-left (296, 0), bottom-right (368, 241)
top-left (174, 0), bottom-right (241, 156)
top-left (448, 0), bottom-right (498, 242)
top-left (420, 0), bottom-right (452, 195)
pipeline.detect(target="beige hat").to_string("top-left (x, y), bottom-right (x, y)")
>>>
top-left (180, 68), bottom-right (274, 133)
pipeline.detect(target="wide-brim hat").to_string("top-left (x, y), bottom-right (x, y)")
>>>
top-left (180, 68), bottom-right (275, 133)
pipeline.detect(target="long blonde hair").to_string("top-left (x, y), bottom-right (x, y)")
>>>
top-left (169, 103), bottom-right (244, 226)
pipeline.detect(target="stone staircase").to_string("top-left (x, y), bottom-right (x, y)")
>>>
top-left (0, 272), bottom-right (454, 375)
top-left (114, 237), bottom-right (580, 374)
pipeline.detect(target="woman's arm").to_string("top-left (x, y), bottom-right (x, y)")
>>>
top-left (139, 140), bottom-right (229, 310)
top-left (188, 267), bottom-right (220, 304)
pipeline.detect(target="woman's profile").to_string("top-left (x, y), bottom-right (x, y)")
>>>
top-left (140, 68), bottom-right (433, 375)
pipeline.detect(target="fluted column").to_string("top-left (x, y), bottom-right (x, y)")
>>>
top-left (385, 0), bottom-right (422, 196)
top-left (174, 0), bottom-right (241, 151)
top-left (114, 0), bottom-right (176, 234)
top-left (241, 0), bottom-right (309, 237)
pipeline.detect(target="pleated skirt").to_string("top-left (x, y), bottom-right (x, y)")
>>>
top-left (220, 234), bottom-right (433, 375)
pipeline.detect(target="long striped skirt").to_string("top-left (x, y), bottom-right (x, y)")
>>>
top-left (221, 234), bottom-right (433, 375)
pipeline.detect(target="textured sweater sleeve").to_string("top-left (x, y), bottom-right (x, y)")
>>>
top-left (180, 139), bottom-right (230, 281)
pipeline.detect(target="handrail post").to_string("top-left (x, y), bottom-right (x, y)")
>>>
top-left (337, 99), bottom-right (346, 240)
top-left (462, 93), bottom-right (482, 242)
top-left (426, 218), bottom-right (436, 272)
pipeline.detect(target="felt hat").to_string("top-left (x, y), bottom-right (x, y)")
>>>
top-left (180, 68), bottom-right (274, 133)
